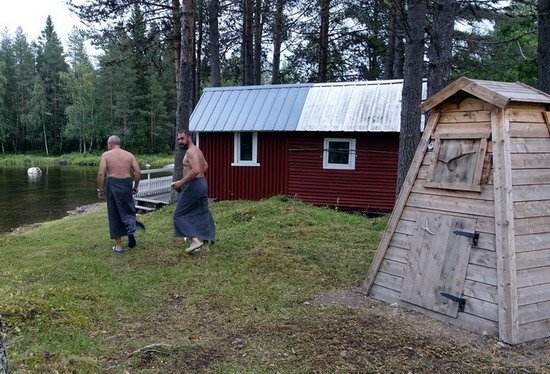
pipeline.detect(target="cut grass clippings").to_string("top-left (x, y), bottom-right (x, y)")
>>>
top-left (0, 196), bottom-right (548, 373)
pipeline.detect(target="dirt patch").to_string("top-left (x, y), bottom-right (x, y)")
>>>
top-left (311, 287), bottom-right (550, 371)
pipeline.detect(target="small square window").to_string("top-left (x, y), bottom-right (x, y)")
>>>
top-left (232, 132), bottom-right (260, 167)
top-left (323, 138), bottom-right (356, 170)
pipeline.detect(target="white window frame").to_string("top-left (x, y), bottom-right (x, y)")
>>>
top-left (323, 138), bottom-right (356, 170)
top-left (194, 132), bottom-right (200, 148)
top-left (232, 131), bottom-right (260, 167)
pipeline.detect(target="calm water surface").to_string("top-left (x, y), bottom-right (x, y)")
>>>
top-left (0, 165), bottom-right (99, 233)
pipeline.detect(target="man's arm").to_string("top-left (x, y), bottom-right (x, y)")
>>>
top-left (131, 156), bottom-right (141, 193)
top-left (97, 154), bottom-right (107, 199)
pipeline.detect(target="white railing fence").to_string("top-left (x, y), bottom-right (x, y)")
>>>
top-left (135, 167), bottom-right (174, 198)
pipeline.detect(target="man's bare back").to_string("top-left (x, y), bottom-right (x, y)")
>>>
top-left (100, 148), bottom-right (140, 179)
top-left (182, 145), bottom-right (208, 178)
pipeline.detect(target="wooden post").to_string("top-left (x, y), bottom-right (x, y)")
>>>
top-left (0, 315), bottom-right (7, 374)
top-left (491, 108), bottom-right (519, 344)
top-left (362, 112), bottom-right (441, 294)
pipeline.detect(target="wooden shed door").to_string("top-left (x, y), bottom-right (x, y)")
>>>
top-left (400, 212), bottom-right (477, 317)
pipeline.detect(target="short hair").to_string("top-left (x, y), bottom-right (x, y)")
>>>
top-left (107, 135), bottom-right (121, 145)
top-left (178, 130), bottom-right (193, 138)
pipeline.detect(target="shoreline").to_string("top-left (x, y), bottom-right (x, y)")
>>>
top-left (9, 202), bottom-right (107, 234)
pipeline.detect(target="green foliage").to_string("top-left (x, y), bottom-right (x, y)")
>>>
top-left (0, 152), bottom-right (173, 166)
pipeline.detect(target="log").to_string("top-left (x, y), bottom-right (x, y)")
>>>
top-left (0, 316), bottom-right (7, 374)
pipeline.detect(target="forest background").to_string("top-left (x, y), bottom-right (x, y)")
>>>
top-left (0, 0), bottom-right (547, 159)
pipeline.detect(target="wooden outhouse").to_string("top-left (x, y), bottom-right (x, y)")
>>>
top-left (362, 77), bottom-right (550, 344)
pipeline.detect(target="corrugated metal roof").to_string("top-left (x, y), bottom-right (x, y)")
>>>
top-left (190, 80), bottom-right (423, 132)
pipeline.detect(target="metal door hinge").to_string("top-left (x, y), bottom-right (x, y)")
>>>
top-left (440, 292), bottom-right (466, 312)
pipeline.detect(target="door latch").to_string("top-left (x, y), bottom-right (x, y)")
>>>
top-left (453, 230), bottom-right (479, 247)
top-left (440, 292), bottom-right (466, 312)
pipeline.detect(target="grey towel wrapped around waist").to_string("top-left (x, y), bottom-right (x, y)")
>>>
top-left (174, 177), bottom-right (215, 241)
top-left (106, 177), bottom-right (136, 239)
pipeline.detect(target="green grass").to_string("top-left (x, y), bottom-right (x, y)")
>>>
top-left (0, 153), bottom-right (174, 167)
top-left (0, 196), bottom-right (547, 373)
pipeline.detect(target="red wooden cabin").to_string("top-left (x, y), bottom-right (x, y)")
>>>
top-left (190, 80), bottom-right (423, 212)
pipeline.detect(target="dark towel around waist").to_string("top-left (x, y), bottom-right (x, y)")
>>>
top-left (173, 177), bottom-right (215, 241)
top-left (106, 177), bottom-right (136, 239)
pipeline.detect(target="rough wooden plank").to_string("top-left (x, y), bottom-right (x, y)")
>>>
top-left (509, 122), bottom-right (549, 138)
top-left (369, 284), bottom-right (400, 304)
top-left (385, 245), bottom-right (409, 264)
top-left (395, 219), bottom-right (416, 235)
top-left (463, 279), bottom-right (498, 304)
top-left (516, 249), bottom-right (550, 270)
top-left (516, 232), bottom-right (550, 252)
top-left (373, 271), bottom-right (404, 292)
top-left (508, 109), bottom-right (546, 124)
top-left (514, 200), bottom-right (550, 219)
top-left (513, 185), bottom-right (550, 202)
top-left (362, 113), bottom-right (441, 294)
top-left (492, 107), bottom-right (520, 344)
top-left (466, 264), bottom-right (498, 287)
top-left (515, 216), bottom-right (550, 236)
top-left (401, 207), bottom-right (495, 234)
top-left (438, 110), bottom-right (492, 124)
top-left (437, 97), bottom-right (497, 112)
top-left (411, 182), bottom-right (494, 201)
top-left (378, 258), bottom-right (408, 279)
top-left (406, 192), bottom-right (495, 217)
top-left (511, 153), bottom-right (550, 169)
top-left (512, 169), bottom-right (550, 186)
top-left (517, 319), bottom-right (550, 343)
top-left (518, 283), bottom-right (550, 306)
top-left (516, 267), bottom-right (550, 288)
top-left (400, 299), bottom-right (499, 336)
top-left (469, 248), bottom-right (497, 268)
top-left (510, 138), bottom-right (550, 153)
top-left (518, 300), bottom-right (550, 324)
top-left (544, 112), bottom-right (550, 135)
top-left (462, 83), bottom-right (510, 108)
top-left (463, 295), bottom-right (499, 322)
top-left (389, 234), bottom-right (412, 251)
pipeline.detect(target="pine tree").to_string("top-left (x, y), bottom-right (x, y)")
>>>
top-left (35, 16), bottom-right (69, 154)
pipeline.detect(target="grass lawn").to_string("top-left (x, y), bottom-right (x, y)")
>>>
top-left (0, 196), bottom-right (548, 373)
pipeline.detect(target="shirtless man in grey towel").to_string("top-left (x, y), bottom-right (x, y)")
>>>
top-left (97, 135), bottom-right (141, 253)
top-left (171, 130), bottom-right (215, 254)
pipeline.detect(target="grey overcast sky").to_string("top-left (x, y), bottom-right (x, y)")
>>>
top-left (0, 0), bottom-right (85, 47)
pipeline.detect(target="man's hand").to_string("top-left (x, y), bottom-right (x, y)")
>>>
top-left (132, 186), bottom-right (139, 195)
top-left (97, 189), bottom-right (105, 200)
top-left (171, 180), bottom-right (184, 191)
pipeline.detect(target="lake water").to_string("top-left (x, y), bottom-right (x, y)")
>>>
top-left (0, 165), bottom-right (99, 234)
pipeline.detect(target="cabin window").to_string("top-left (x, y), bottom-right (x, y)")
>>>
top-left (232, 131), bottom-right (260, 167)
top-left (425, 134), bottom-right (488, 192)
top-left (323, 138), bottom-right (356, 170)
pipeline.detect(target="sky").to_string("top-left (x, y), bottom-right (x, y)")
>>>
top-left (0, 0), bottom-right (88, 48)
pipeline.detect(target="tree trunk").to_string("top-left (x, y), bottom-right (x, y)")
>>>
top-left (208, 0), bottom-right (221, 86)
top-left (385, 8), bottom-right (397, 79)
top-left (538, 0), bottom-right (550, 94)
top-left (427, 0), bottom-right (455, 98)
top-left (243, 0), bottom-right (255, 85)
top-left (317, 0), bottom-right (330, 82)
top-left (0, 316), bottom-right (8, 374)
top-left (42, 122), bottom-right (49, 156)
top-left (396, 0), bottom-right (427, 195)
top-left (195, 4), bottom-right (203, 103)
top-left (172, 0), bottom-right (195, 203)
top-left (271, 0), bottom-right (284, 84)
top-left (253, 0), bottom-right (263, 85)
top-left (394, 10), bottom-right (405, 79)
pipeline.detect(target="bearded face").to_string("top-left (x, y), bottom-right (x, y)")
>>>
top-left (177, 134), bottom-right (189, 150)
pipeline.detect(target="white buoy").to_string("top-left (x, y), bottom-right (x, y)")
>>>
top-left (27, 167), bottom-right (42, 175)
